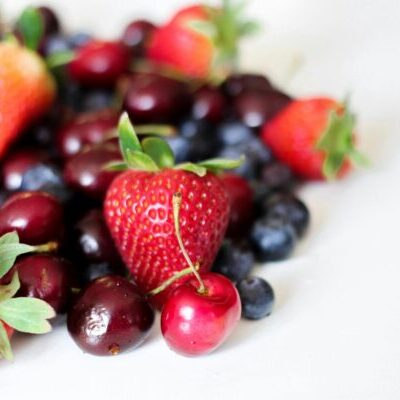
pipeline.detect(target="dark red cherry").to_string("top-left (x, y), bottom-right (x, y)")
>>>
top-left (121, 20), bottom-right (156, 57)
top-left (13, 255), bottom-right (72, 313)
top-left (0, 191), bottom-right (63, 245)
top-left (67, 275), bottom-right (154, 356)
top-left (192, 85), bottom-right (227, 123)
top-left (37, 6), bottom-right (60, 36)
top-left (57, 110), bottom-right (119, 159)
top-left (1, 149), bottom-right (48, 191)
top-left (221, 73), bottom-right (273, 98)
top-left (123, 72), bottom-right (191, 123)
top-left (63, 144), bottom-right (121, 199)
top-left (68, 40), bottom-right (130, 87)
top-left (233, 90), bottom-right (291, 129)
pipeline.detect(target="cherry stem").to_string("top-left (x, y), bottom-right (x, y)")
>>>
top-left (172, 192), bottom-right (206, 294)
top-left (33, 241), bottom-right (58, 253)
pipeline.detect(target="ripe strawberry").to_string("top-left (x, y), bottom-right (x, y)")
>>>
top-left (2, 322), bottom-right (13, 338)
top-left (0, 42), bottom-right (55, 159)
top-left (104, 113), bottom-right (243, 308)
top-left (148, 2), bottom-right (258, 80)
top-left (261, 98), bottom-right (366, 180)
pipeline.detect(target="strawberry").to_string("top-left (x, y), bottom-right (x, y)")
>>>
top-left (147, 2), bottom-right (258, 80)
top-left (104, 113), bottom-right (243, 308)
top-left (261, 97), bottom-right (366, 180)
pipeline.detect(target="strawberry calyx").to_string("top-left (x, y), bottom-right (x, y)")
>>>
top-left (106, 112), bottom-right (244, 177)
top-left (0, 231), bottom-right (56, 361)
top-left (316, 102), bottom-right (368, 180)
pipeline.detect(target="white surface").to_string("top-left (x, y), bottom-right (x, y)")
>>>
top-left (1, 0), bottom-right (400, 399)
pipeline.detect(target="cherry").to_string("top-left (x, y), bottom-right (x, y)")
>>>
top-left (221, 73), bottom-right (273, 98)
top-left (121, 20), bottom-right (156, 57)
top-left (67, 275), bottom-right (154, 356)
top-left (233, 90), bottom-right (291, 129)
top-left (192, 85), bottom-right (227, 123)
top-left (220, 173), bottom-right (254, 237)
top-left (37, 6), bottom-right (60, 36)
top-left (1, 149), bottom-right (48, 191)
top-left (57, 110), bottom-right (119, 159)
top-left (68, 40), bottom-right (130, 87)
top-left (123, 72), bottom-right (191, 123)
top-left (0, 191), bottom-right (63, 245)
top-left (161, 272), bottom-right (241, 357)
top-left (63, 143), bottom-right (121, 199)
top-left (13, 255), bottom-right (72, 313)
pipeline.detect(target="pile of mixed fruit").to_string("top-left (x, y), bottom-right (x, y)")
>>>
top-left (0, 2), bottom-right (365, 359)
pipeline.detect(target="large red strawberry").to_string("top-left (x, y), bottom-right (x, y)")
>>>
top-left (104, 113), bottom-right (243, 308)
top-left (261, 97), bottom-right (366, 180)
top-left (147, 2), bottom-right (258, 80)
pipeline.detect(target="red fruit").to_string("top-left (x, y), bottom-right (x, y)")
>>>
top-left (220, 173), bottom-right (254, 237)
top-left (169, 5), bottom-right (211, 25)
top-left (261, 98), bottom-right (361, 180)
top-left (105, 169), bottom-right (230, 308)
top-left (121, 20), bottom-right (156, 57)
top-left (0, 42), bottom-right (55, 159)
top-left (161, 272), bottom-right (241, 356)
top-left (2, 322), bottom-right (14, 339)
top-left (192, 85), bottom-right (227, 123)
top-left (68, 40), bottom-right (129, 87)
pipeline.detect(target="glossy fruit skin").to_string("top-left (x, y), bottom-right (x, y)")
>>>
top-left (1, 321), bottom-right (13, 338)
top-left (67, 275), bottom-right (154, 356)
top-left (237, 276), bottom-right (274, 320)
top-left (192, 86), bottom-right (227, 123)
top-left (262, 193), bottom-right (310, 237)
top-left (0, 42), bottom-right (55, 159)
top-left (0, 191), bottom-right (63, 245)
top-left (121, 20), bottom-right (156, 56)
top-left (221, 73), bottom-right (273, 98)
top-left (57, 110), bottom-right (119, 159)
top-left (212, 239), bottom-right (254, 283)
top-left (68, 32), bottom-right (93, 49)
top-left (68, 40), bottom-right (129, 87)
top-left (13, 255), bottom-right (72, 313)
top-left (104, 169), bottom-right (230, 309)
top-left (250, 216), bottom-right (296, 262)
top-left (40, 34), bottom-right (71, 57)
top-left (161, 272), bottom-right (241, 356)
top-left (123, 73), bottom-right (191, 124)
top-left (220, 173), bottom-right (254, 237)
top-left (260, 161), bottom-right (293, 191)
top-left (261, 98), bottom-right (351, 180)
top-left (63, 144), bottom-right (121, 199)
top-left (38, 6), bottom-right (60, 36)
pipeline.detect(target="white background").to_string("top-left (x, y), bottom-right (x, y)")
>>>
top-left (1, 1), bottom-right (400, 399)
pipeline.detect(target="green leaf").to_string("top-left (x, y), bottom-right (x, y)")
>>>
top-left (125, 150), bottom-right (160, 172)
top-left (239, 20), bottom-right (261, 36)
top-left (0, 297), bottom-right (55, 334)
top-left (187, 20), bottom-right (217, 39)
top-left (136, 125), bottom-right (177, 137)
top-left (0, 273), bottom-right (20, 303)
top-left (0, 242), bottom-right (35, 279)
top-left (142, 137), bottom-right (175, 169)
top-left (103, 161), bottom-right (129, 172)
top-left (0, 231), bottom-right (19, 246)
top-left (175, 163), bottom-right (207, 177)
top-left (118, 113), bottom-right (143, 163)
top-left (46, 50), bottom-right (75, 69)
top-left (197, 155), bottom-right (245, 173)
top-left (16, 6), bottom-right (44, 51)
top-left (0, 322), bottom-right (13, 361)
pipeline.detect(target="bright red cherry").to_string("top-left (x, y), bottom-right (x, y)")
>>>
top-left (161, 272), bottom-right (241, 357)
top-left (0, 191), bottom-right (63, 245)
top-left (68, 40), bottom-right (129, 87)
top-left (57, 110), bottom-right (119, 159)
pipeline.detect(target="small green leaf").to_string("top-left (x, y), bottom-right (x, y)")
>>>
top-left (239, 20), bottom-right (261, 36)
top-left (118, 113), bottom-right (143, 163)
top-left (187, 20), bottom-right (217, 39)
top-left (0, 273), bottom-right (20, 303)
top-left (197, 155), bottom-right (245, 173)
top-left (16, 6), bottom-right (44, 51)
top-left (0, 322), bottom-right (13, 361)
top-left (125, 150), bottom-right (160, 172)
top-left (46, 50), bottom-right (75, 69)
top-left (103, 161), bottom-right (129, 172)
top-left (0, 231), bottom-right (19, 246)
top-left (0, 297), bottom-right (55, 334)
top-left (142, 137), bottom-right (175, 169)
top-left (136, 125), bottom-right (177, 137)
top-left (175, 163), bottom-right (207, 177)
top-left (0, 242), bottom-right (35, 279)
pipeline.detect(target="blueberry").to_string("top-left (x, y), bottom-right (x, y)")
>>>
top-left (165, 136), bottom-right (191, 163)
top-left (68, 32), bottom-right (93, 49)
top-left (216, 121), bottom-right (255, 147)
top-left (261, 162), bottom-right (293, 190)
top-left (20, 164), bottom-right (71, 203)
top-left (250, 216), bottom-right (296, 262)
top-left (237, 276), bottom-right (275, 320)
top-left (212, 240), bottom-right (255, 283)
top-left (40, 34), bottom-right (71, 57)
top-left (80, 88), bottom-right (115, 112)
top-left (249, 180), bottom-right (272, 216)
top-left (263, 193), bottom-right (310, 237)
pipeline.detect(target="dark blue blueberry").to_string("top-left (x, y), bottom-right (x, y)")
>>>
top-left (68, 32), bottom-right (93, 49)
top-left (20, 164), bottom-right (71, 203)
top-left (250, 216), bottom-right (296, 262)
top-left (237, 276), bottom-right (275, 320)
top-left (165, 136), bottom-right (191, 163)
top-left (249, 180), bottom-right (272, 216)
top-left (212, 240), bottom-right (255, 283)
top-left (261, 162), bottom-right (293, 190)
top-left (216, 121), bottom-right (255, 147)
top-left (79, 262), bottom-right (126, 285)
top-left (80, 88), bottom-right (115, 112)
top-left (40, 34), bottom-right (71, 57)
top-left (263, 193), bottom-right (310, 237)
